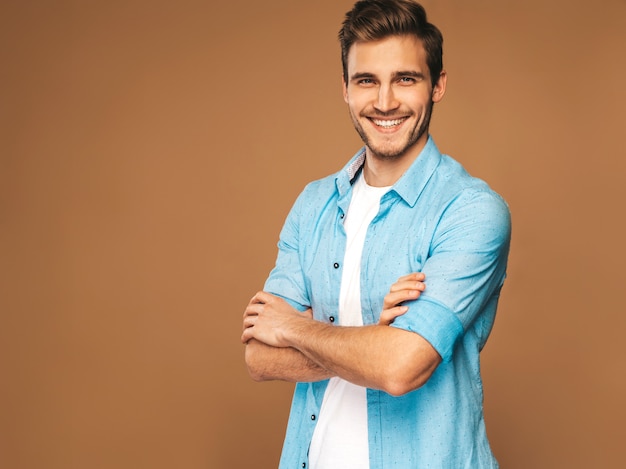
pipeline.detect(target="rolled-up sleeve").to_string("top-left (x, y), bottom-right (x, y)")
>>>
top-left (391, 189), bottom-right (511, 362)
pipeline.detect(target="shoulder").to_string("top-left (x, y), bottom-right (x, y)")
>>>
top-left (280, 169), bottom-right (343, 235)
top-left (431, 156), bottom-right (511, 245)
top-left (434, 154), bottom-right (509, 210)
top-left (290, 173), bottom-right (337, 211)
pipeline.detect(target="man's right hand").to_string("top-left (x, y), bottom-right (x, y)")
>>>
top-left (379, 273), bottom-right (426, 326)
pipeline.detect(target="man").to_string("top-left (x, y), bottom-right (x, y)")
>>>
top-left (241, 0), bottom-right (511, 467)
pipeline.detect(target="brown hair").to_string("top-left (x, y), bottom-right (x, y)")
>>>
top-left (339, 0), bottom-right (444, 86)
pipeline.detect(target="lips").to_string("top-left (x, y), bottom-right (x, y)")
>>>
top-left (370, 117), bottom-right (407, 128)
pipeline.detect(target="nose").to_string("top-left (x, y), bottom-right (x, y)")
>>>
top-left (374, 84), bottom-right (400, 113)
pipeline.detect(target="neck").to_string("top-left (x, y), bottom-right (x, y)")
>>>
top-left (363, 139), bottom-right (427, 187)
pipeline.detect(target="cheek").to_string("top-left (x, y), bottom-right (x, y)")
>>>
top-left (396, 86), bottom-right (431, 106)
top-left (347, 93), bottom-right (376, 115)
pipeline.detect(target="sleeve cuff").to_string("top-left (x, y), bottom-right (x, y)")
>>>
top-left (390, 297), bottom-right (464, 363)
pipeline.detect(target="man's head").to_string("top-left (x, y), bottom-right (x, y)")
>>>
top-left (339, 1), bottom-right (447, 165)
top-left (339, 0), bottom-right (443, 87)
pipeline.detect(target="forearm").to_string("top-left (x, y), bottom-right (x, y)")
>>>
top-left (242, 288), bottom-right (438, 393)
top-left (244, 339), bottom-right (334, 383)
top-left (285, 318), bottom-right (440, 396)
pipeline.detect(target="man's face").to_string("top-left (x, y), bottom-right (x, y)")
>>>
top-left (343, 35), bottom-right (446, 161)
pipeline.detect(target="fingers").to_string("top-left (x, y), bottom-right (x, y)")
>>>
top-left (248, 290), bottom-right (273, 305)
top-left (243, 290), bottom-right (279, 320)
top-left (383, 287), bottom-right (423, 310)
top-left (390, 272), bottom-right (425, 287)
top-left (379, 305), bottom-right (408, 326)
top-left (241, 327), bottom-right (253, 344)
top-left (241, 301), bottom-right (263, 343)
top-left (388, 277), bottom-right (426, 294)
top-left (242, 310), bottom-right (257, 329)
top-left (384, 272), bottom-right (425, 308)
top-left (242, 296), bottom-right (264, 342)
top-left (242, 301), bottom-right (263, 320)
top-left (241, 292), bottom-right (313, 346)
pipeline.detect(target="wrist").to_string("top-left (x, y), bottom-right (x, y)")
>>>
top-left (281, 312), bottom-right (308, 348)
top-left (285, 314), bottom-right (330, 352)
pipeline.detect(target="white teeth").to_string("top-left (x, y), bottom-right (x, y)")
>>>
top-left (372, 118), bottom-right (405, 128)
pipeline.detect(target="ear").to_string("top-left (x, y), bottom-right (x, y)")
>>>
top-left (342, 75), bottom-right (349, 103)
top-left (431, 70), bottom-right (447, 103)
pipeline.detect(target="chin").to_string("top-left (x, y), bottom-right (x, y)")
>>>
top-left (367, 138), bottom-right (415, 160)
top-left (370, 148), bottom-right (407, 161)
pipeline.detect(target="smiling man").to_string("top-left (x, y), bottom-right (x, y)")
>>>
top-left (241, 1), bottom-right (511, 468)
top-left (343, 33), bottom-right (445, 186)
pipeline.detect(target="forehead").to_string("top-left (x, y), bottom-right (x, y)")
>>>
top-left (347, 34), bottom-right (429, 78)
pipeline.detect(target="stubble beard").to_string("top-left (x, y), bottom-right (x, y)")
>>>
top-left (350, 101), bottom-right (434, 161)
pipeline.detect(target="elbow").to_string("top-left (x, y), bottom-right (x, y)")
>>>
top-left (244, 340), bottom-right (270, 382)
top-left (245, 359), bottom-right (265, 382)
top-left (383, 383), bottom-right (417, 398)
top-left (381, 359), bottom-right (440, 397)
top-left (382, 373), bottom-right (427, 397)
top-left (247, 368), bottom-right (266, 383)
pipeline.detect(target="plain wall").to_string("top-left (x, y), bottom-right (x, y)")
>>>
top-left (1, 1), bottom-right (625, 468)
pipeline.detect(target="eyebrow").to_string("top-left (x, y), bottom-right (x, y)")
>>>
top-left (349, 70), bottom-right (426, 81)
top-left (393, 70), bottom-right (426, 80)
top-left (350, 72), bottom-right (376, 81)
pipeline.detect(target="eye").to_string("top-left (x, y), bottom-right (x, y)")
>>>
top-left (358, 78), bottom-right (375, 85)
top-left (399, 76), bottom-right (416, 84)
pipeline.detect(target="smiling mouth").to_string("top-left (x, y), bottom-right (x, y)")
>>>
top-left (370, 118), bottom-right (407, 128)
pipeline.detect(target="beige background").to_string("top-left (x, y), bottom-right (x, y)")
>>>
top-left (1, 0), bottom-right (625, 468)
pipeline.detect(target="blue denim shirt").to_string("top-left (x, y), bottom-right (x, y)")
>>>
top-left (265, 137), bottom-right (511, 469)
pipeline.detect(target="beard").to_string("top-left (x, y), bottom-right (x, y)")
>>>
top-left (349, 100), bottom-right (434, 161)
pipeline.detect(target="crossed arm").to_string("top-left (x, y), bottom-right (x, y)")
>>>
top-left (241, 273), bottom-right (442, 397)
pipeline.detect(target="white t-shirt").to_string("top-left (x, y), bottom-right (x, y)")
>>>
top-left (309, 173), bottom-right (390, 469)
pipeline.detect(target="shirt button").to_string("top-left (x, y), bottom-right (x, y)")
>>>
top-left (311, 414), bottom-right (316, 420)
top-left (333, 262), bottom-right (339, 269)
top-left (329, 316), bottom-right (335, 323)
top-left (340, 213), bottom-right (345, 219)
top-left (302, 464), bottom-right (306, 468)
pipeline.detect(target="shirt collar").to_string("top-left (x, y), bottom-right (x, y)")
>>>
top-left (336, 136), bottom-right (442, 208)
